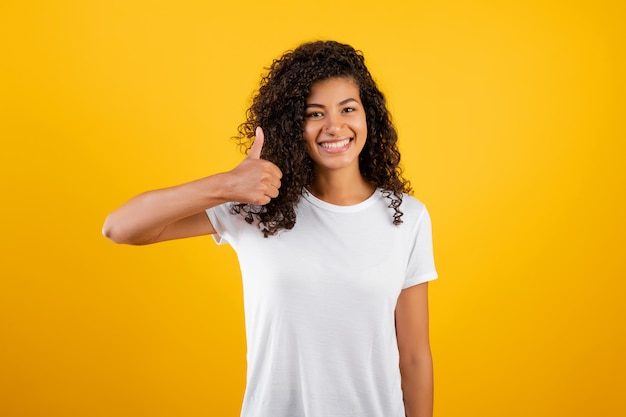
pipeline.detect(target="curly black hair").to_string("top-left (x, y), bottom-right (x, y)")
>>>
top-left (232, 40), bottom-right (412, 237)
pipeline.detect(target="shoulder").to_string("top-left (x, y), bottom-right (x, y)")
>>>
top-left (382, 191), bottom-right (428, 220)
top-left (206, 202), bottom-right (250, 234)
top-left (381, 192), bottom-right (431, 234)
top-left (206, 201), bottom-right (234, 222)
top-left (399, 193), bottom-right (427, 213)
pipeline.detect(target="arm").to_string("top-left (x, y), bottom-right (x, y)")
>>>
top-left (395, 282), bottom-right (433, 417)
top-left (102, 127), bottom-right (281, 245)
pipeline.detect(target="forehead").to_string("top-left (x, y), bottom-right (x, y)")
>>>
top-left (307, 77), bottom-right (360, 102)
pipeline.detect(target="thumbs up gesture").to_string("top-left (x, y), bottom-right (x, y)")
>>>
top-left (248, 126), bottom-right (266, 160)
top-left (224, 127), bottom-right (283, 205)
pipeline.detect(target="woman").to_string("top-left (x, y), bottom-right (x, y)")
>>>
top-left (103, 40), bottom-right (437, 417)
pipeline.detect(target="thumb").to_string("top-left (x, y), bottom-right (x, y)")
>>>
top-left (248, 126), bottom-right (264, 159)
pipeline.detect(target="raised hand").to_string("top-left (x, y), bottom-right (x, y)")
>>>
top-left (224, 127), bottom-right (283, 205)
top-left (103, 127), bottom-right (283, 244)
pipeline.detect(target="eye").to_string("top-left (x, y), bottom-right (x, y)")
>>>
top-left (342, 107), bottom-right (356, 113)
top-left (305, 111), bottom-right (323, 119)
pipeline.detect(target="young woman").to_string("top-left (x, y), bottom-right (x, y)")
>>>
top-left (103, 40), bottom-right (437, 417)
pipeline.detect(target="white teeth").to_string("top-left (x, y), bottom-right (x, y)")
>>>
top-left (321, 139), bottom-right (350, 149)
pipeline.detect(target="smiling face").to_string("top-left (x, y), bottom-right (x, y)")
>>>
top-left (303, 77), bottom-right (368, 174)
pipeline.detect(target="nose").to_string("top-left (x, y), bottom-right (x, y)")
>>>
top-left (324, 113), bottom-right (343, 136)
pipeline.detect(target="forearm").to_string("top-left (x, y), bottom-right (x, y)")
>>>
top-left (400, 352), bottom-right (434, 417)
top-left (104, 129), bottom-right (282, 245)
top-left (102, 173), bottom-right (229, 245)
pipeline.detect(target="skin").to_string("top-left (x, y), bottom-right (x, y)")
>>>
top-left (102, 76), bottom-right (433, 417)
top-left (303, 77), bottom-right (373, 204)
top-left (102, 126), bottom-right (281, 244)
top-left (396, 282), bottom-right (434, 417)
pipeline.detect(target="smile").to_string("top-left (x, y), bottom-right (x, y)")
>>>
top-left (320, 138), bottom-right (352, 149)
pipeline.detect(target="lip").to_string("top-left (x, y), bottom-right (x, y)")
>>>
top-left (318, 137), bottom-right (353, 153)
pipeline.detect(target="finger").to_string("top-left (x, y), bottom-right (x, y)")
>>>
top-left (267, 169), bottom-right (282, 188)
top-left (270, 163), bottom-right (283, 179)
top-left (266, 185), bottom-right (280, 199)
top-left (248, 126), bottom-right (264, 159)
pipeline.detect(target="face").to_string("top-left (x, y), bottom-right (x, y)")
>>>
top-left (303, 77), bottom-right (367, 173)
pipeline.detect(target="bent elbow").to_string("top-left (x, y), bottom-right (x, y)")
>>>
top-left (102, 214), bottom-right (142, 245)
top-left (102, 215), bottom-right (124, 244)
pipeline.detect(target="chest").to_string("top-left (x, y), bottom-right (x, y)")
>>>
top-left (234, 205), bottom-right (411, 312)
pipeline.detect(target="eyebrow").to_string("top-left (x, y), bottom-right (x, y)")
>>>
top-left (305, 98), bottom-right (359, 108)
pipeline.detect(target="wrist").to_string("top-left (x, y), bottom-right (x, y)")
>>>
top-left (200, 172), bottom-right (233, 206)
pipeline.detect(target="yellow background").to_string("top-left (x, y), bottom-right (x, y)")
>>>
top-left (1, 0), bottom-right (624, 416)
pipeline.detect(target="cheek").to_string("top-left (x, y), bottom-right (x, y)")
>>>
top-left (302, 126), bottom-right (316, 149)
top-left (303, 140), bottom-right (313, 156)
top-left (359, 116), bottom-right (368, 133)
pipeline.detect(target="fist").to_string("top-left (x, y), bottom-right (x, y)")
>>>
top-left (226, 127), bottom-right (283, 205)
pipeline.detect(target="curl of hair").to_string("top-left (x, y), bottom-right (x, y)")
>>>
top-left (232, 40), bottom-right (412, 237)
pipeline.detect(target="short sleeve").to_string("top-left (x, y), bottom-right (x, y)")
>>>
top-left (403, 205), bottom-right (438, 289)
top-left (205, 203), bottom-right (233, 245)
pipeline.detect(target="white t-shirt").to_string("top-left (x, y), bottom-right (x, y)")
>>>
top-left (206, 189), bottom-right (437, 417)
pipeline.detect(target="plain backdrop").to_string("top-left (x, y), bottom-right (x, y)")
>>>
top-left (1, 0), bottom-right (624, 416)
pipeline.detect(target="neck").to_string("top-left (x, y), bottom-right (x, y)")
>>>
top-left (308, 168), bottom-right (376, 206)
